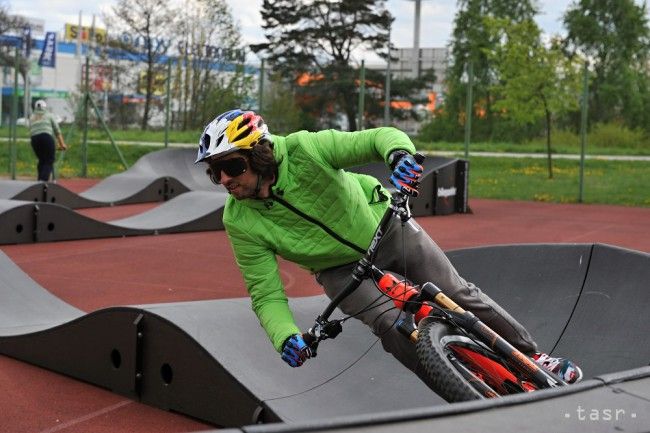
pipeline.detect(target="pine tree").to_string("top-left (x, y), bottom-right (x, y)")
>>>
top-left (252, 0), bottom-right (391, 131)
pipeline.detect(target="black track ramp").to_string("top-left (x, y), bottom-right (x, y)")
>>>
top-left (1, 243), bottom-right (648, 429)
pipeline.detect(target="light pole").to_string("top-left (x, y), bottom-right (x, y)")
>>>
top-left (384, 22), bottom-right (392, 125)
top-left (413, 0), bottom-right (421, 78)
top-left (463, 60), bottom-right (473, 159)
top-left (405, 0), bottom-right (432, 78)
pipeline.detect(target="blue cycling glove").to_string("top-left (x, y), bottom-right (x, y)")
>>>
top-left (389, 151), bottom-right (423, 197)
top-left (281, 334), bottom-right (312, 367)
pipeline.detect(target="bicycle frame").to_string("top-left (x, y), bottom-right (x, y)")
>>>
top-left (303, 160), bottom-right (566, 393)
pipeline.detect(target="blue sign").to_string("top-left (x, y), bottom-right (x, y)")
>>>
top-left (38, 32), bottom-right (56, 68)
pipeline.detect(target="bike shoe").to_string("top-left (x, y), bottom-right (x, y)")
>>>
top-left (532, 352), bottom-right (583, 384)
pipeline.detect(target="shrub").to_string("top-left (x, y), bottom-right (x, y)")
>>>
top-left (588, 123), bottom-right (648, 149)
top-left (550, 129), bottom-right (580, 148)
top-left (417, 112), bottom-right (464, 142)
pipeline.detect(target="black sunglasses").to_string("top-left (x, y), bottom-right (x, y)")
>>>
top-left (207, 157), bottom-right (248, 184)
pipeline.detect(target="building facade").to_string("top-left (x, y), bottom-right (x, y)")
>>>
top-left (1, 23), bottom-right (256, 127)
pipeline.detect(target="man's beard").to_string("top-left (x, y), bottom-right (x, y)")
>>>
top-left (224, 181), bottom-right (256, 200)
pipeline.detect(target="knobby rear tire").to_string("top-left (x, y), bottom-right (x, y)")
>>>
top-left (416, 318), bottom-right (485, 402)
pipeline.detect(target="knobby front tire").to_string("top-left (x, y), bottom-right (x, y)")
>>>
top-left (416, 317), bottom-right (540, 402)
top-left (416, 319), bottom-right (485, 402)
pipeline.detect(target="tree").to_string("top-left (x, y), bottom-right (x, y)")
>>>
top-left (0, 5), bottom-right (29, 86)
top-left (485, 17), bottom-right (582, 178)
top-left (105, 0), bottom-right (176, 130)
top-left (252, 0), bottom-right (392, 131)
top-left (173, 0), bottom-right (250, 130)
top-left (563, 0), bottom-right (650, 131)
top-left (198, 64), bottom-right (256, 128)
top-left (259, 73), bottom-right (306, 133)
top-left (444, 0), bottom-right (539, 140)
top-left (361, 67), bottom-right (437, 128)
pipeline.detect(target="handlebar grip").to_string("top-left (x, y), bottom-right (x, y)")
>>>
top-left (302, 331), bottom-right (319, 357)
top-left (302, 332), bottom-right (316, 346)
top-left (414, 153), bottom-right (425, 164)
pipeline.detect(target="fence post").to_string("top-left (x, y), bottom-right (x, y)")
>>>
top-left (10, 47), bottom-right (19, 180)
top-left (81, 55), bottom-right (90, 177)
top-left (463, 61), bottom-right (473, 159)
top-left (384, 24), bottom-right (392, 126)
top-left (164, 58), bottom-right (172, 148)
top-left (357, 60), bottom-right (366, 131)
top-left (578, 61), bottom-right (589, 203)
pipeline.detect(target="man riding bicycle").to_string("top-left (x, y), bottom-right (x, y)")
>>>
top-left (196, 109), bottom-right (582, 387)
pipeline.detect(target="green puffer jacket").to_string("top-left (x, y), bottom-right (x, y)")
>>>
top-left (223, 127), bottom-right (416, 352)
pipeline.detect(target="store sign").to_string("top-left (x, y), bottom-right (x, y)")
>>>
top-left (118, 33), bottom-right (171, 54)
top-left (65, 24), bottom-right (107, 45)
top-left (63, 23), bottom-right (246, 62)
top-left (14, 89), bottom-right (68, 98)
top-left (176, 41), bottom-right (245, 62)
top-left (118, 33), bottom-right (245, 61)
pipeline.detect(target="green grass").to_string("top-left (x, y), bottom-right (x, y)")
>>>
top-left (1, 125), bottom-right (200, 145)
top-left (468, 156), bottom-right (650, 207)
top-left (414, 140), bottom-right (650, 156)
top-left (1, 140), bottom-right (160, 179)
top-left (5, 124), bottom-right (648, 155)
top-left (3, 128), bottom-right (649, 207)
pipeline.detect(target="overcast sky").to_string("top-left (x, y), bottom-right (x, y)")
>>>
top-left (10, 0), bottom-right (636, 64)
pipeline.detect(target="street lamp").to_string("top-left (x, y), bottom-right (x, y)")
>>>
top-left (404, 0), bottom-right (432, 78)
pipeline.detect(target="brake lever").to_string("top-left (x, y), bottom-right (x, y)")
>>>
top-left (302, 330), bottom-right (319, 357)
top-left (303, 319), bottom-right (344, 357)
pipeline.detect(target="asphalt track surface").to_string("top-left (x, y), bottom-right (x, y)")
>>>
top-left (0, 178), bottom-right (649, 432)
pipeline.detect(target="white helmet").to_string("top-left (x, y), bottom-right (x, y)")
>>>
top-left (34, 99), bottom-right (47, 110)
top-left (195, 109), bottom-right (270, 163)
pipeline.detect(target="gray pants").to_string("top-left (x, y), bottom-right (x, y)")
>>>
top-left (315, 216), bottom-right (537, 383)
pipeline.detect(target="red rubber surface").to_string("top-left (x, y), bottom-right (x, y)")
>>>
top-left (1, 178), bottom-right (648, 432)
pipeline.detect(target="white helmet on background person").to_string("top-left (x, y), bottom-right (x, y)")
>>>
top-left (195, 109), bottom-right (270, 163)
top-left (34, 100), bottom-right (47, 110)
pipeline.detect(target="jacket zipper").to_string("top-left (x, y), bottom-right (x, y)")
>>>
top-left (270, 193), bottom-right (366, 254)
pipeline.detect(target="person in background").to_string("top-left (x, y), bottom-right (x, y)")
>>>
top-left (28, 99), bottom-right (67, 181)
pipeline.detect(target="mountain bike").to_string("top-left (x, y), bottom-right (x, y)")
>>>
top-left (302, 154), bottom-right (568, 402)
